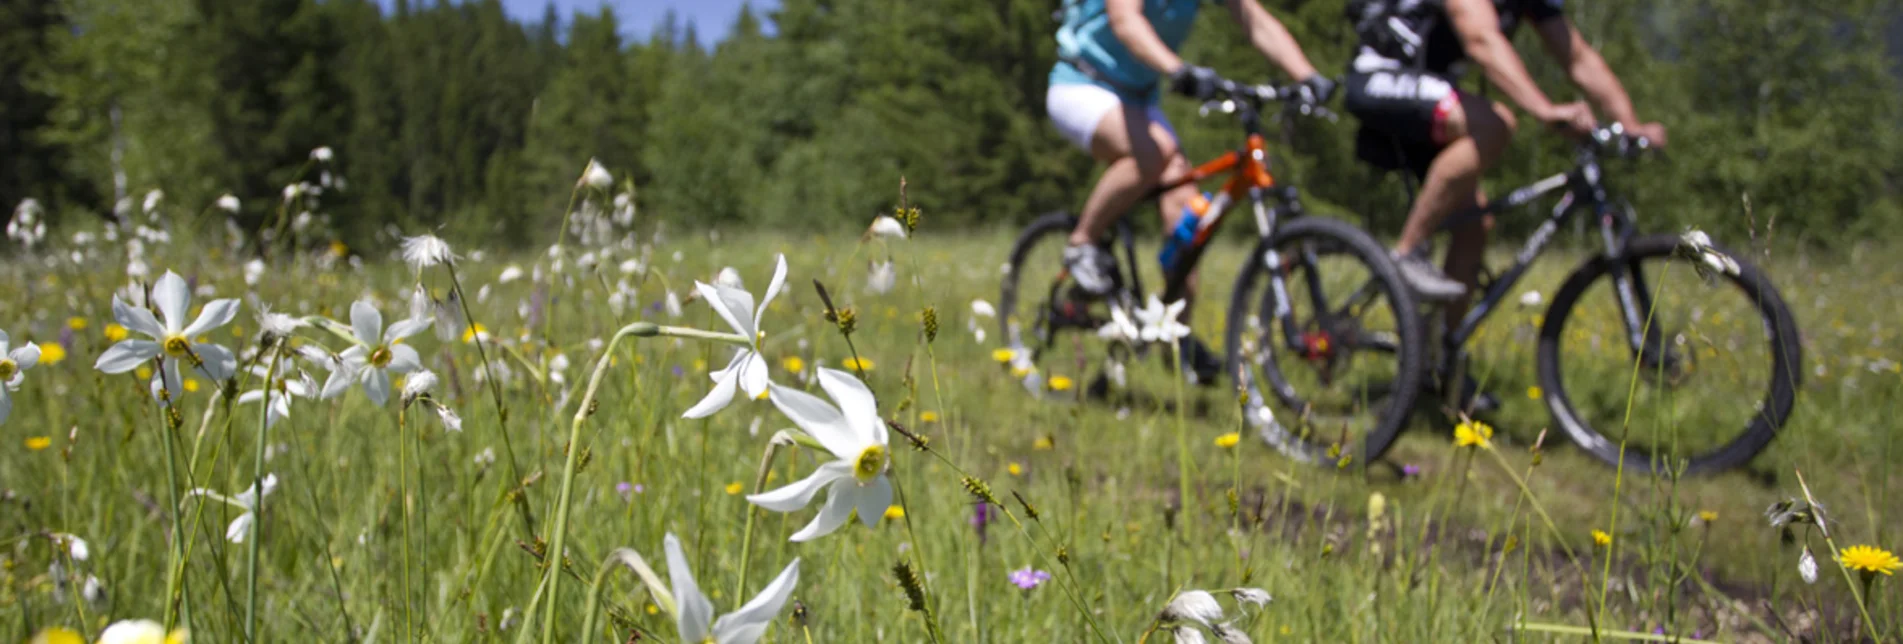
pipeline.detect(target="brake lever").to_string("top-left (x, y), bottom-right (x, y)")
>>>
top-left (1198, 99), bottom-right (1238, 117)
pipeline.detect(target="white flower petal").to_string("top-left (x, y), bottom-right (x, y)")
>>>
top-left (387, 344), bottom-right (422, 374)
top-left (11, 344), bottom-right (40, 370)
top-left (350, 300), bottom-right (382, 346)
top-left (789, 484), bottom-right (857, 542)
top-left (237, 390), bottom-right (266, 404)
top-left (182, 298), bottom-right (240, 338)
top-left (194, 343), bottom-right (236, 381)
top-left (152, 271), bottom-right (191, 331)
top-left (387, 317), bottom-right (431, 342)
top-left (747, 461), bottom-right (851, 512)
top-left (112, 296), bottom-right (166, 339)
top-left (320, 364), bottom-right (355, 399)
top-left (682, 369), bottom-right (740, 419)
top-left (364, 368), bottom-right (391, 406)
top-left (766, 382), bottom-right (857, 458)
top-left (713, 558), bottom-right (800, 644)
top-left (94, 340), bottom-right (160, 374)
top-left (738, 352), bottom-right (770, 399)
top-left (754, 254), bottom-right (788, 328)
top-left (665, 533), bottom-right (715, 643)
top-left (696, 281), bottom-right (756, 338)
top-left (816, 367), bottom-right (883, 446)
top-left (226, 512), bottom-right (254, 543)
top-left (852, 477), bottom-right (893, 528)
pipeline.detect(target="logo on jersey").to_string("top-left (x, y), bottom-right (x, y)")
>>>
top-left (1363, 72), bottom-right (1452, 102)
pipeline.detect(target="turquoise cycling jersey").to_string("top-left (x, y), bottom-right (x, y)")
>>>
top-left (1051, 0), bottom-right (1226, 103)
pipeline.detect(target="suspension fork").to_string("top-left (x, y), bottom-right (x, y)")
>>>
top-left (1597, 202), bottom-right (1661, 357)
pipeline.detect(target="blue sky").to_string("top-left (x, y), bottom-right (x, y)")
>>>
top-left (499, 0), bottom-right (778, 46)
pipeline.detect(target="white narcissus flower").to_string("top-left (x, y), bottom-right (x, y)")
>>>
top-left (311, 146), bottom-right (334, 162)
top-left (94, 271), bottom-right (240, 402)
top-left (187, 474), bottom-right (278, 545)
top-left (970, 299), bottom-right (996, 318)
top-left (400, 234), bottom-right (457, 270)
top-left (142, 189), bottom-right (164, 215)
top-left (95, 619), bottom-right (187, 644)
top-left (1096, 303), bottom-right (1139, 342)
top-left (243, 259), bottom-right (266, 286)
top-left (665, 533), bottom-right (799, 644)
top-left (237, 366), bottom-right (315, 429)
top-left (216, 194), bottom-right (241, 213)
top-left (867, 215), bottom-right (907, 240)
top-left (0, 330), bottom-right (41, 424)
top-left (497, 264), bottom-right (524, 283)
top-left (664, 290), bottom-right (684, 318)
top-left (747, 368), bottom-right (892, 542)
top-left (1517, 290), bottom-right (1543, 308)
top-left (1135, 295), bottom-right (1191, 344)
top-left (865, 261), bottom-right (895, 295)
top-left (321, 300), bottom-right (428, 406)
top-left (682, 255), bottom-right (787, 419)
top-left (716, 266), bottom-right (745, 290)
top-left (579, 158), bottom-right (613, 189)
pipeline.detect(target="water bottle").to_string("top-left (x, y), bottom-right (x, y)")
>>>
top-left (1158, 193), bottom-right (1211, 270)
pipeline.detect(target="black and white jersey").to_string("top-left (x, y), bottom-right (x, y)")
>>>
top-left (1351, 0), bottom-right (1566, 75)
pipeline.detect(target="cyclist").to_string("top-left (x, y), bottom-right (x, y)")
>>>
top-left (1342, 0), bottom-right (1666, 305)
top-left (1051, 0), bottom-right (1334, 379)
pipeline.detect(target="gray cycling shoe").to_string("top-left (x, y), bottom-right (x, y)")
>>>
top-left (1062, 243), bottom-right (1118, 296)
top-left (1390, 249), bottom-right (1466, 302)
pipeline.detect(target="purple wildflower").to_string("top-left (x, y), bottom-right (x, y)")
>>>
top-left (971, 503), bottom-right (995, 543)
top-left (615, 481), bottom-right (635, 501)
top-left (1402, 464), bottom-right (1422, 478)
top-left (1008, 567), bottom-right (1051, 590)
top-left (672, 365), bottom-right (685, 378)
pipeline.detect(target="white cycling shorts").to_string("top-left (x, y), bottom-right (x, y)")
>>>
top-left (1046, 83), bottom-right (1176, 152)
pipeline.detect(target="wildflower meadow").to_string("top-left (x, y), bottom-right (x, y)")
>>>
top-left (3, 158), bottom-right (1903, 644)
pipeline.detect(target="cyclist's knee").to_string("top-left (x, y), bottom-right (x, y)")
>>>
top-left (1463, 100), bottom-right (1512, 163)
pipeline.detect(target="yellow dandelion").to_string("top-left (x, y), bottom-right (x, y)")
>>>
top-left (25, 436), bottom-right (52, 451)
top-left (136, 366), bottom-right (153, 380)
top-left (1526, 385), bottom-right (1542, 400)
top-left (991, 348), bottom-right (1016, 363)
top-left (693, 358), bottom-right (708, 372)
top-left (842, 356), bottom-right (874, 372)
top-left (36, 342), bottom-right (66, 365)
top-left (1010, 365), bottom-right (1032, 378)
top-left (884, 505), bottom-right (906, 520)
top-left (462, 324), bottom-right (488, 344)
top-left (231, 325), bottom-right (245, 339)
top-left (1007, 462), bottom-right (1023, 477)
top-left (329, 240), bottom-right (349, 257)
top-left (1697, 510), bottom-right (1718, 523)
top-left (919, 411), bottom-right (939, 423)
top-left (1214, 432), bottom-right (1241, 449)
top-left (724, 482), bottom-right (744, 495)
top-left (1453, 420), bottom-right (1493, 448)
top-left (781, 355), bottom-right (805, 373)
top-left (28, 627), bottom-right (84, 644)
top-left (104, 323), bottom-right (129, 342)
top-left (183, 378), bottom-right (201, 393)
top-left (1048, 375), bottom-right (1073, 391)
top-left (66, 317), bottom-right (87, 331)
top-left (1840, 545), bottom-right (1902, 576)
top-left (1032, 435), bottom-right (1054, 451)
top-left (1592, 529), bottom-right (1612, 547)
top-left (646, 603), bottom-right (659, 615)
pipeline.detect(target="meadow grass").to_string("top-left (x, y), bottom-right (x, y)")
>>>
top-left (3, 212), bottom-right (1900, 642)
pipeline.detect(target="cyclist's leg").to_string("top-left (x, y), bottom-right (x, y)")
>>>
top-left (1432, 100), bottom-right (1515, 322)
top-left (1069, 102), bottom-right (1189, 247)
top-left (1394, 95), bottom-right (1514, 257)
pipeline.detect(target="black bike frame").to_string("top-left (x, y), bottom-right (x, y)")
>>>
top-left (1433, 147), bottom-right (1656, 374)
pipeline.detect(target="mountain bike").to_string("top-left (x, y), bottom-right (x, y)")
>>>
top-left (999, 76), bottom-right (1425, 465)
top-left (1365, 124), bottom-right (1802, 475)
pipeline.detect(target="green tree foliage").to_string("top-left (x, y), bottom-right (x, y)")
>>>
top-left (5, 0), bottom-right (1899, 250)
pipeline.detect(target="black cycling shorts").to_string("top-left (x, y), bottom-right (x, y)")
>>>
top-left (1343, 70), bottom-right (1465, 179)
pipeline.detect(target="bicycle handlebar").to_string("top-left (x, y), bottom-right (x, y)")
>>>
top-left (1197, 77), bottom-right (1338, 124)
top-left (1586, 123), bottom-right (1655, 160)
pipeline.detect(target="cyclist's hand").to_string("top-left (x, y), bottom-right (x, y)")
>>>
top-left (1629, 122), bottom-right (1667, 147)
top-left (1540, 101), bottom-right (1597, 138)
top-left (1296, 75), bottom-right (1336, 105)
top-left (1169, 64), bottom-right (1221, 100)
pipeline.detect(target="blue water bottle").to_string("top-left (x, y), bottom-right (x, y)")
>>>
top-left (1158, 193), bottom-right (1210, 270)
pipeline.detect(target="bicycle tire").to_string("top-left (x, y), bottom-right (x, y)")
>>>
top-left (1537, 233), bottom-right (1802, 475)
top-left (998, 212), bottom-right (1083, 354)
top-left (1224, 216), bottom-right (1426, 465)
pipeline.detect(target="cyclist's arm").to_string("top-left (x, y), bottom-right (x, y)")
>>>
top-left (1446, 0), bottom-right (1559, 118)
top-left (1106, 0), bottom-right (1185, 74)
top-left (1533, 18), bottom-right (1640, 131)
top-left (1227, 0), bottom-right (1319, 81)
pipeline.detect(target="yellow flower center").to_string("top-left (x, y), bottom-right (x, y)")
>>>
top-left (853, 444), bottom-right (888, 482)
top-left (162, 335), bottom-right (192, 357)
top-left (0, 359), bottom-right (15, 381)
top-left (370, 346), bottom-right (392, 368)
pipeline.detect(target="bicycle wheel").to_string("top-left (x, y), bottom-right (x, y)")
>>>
top-left (1224, 216), bottom-right (1425, 465)
top-left (1538, 233), bottom-right (1802, 475)
top-left (997, 212), bottom-right (1129, 399)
